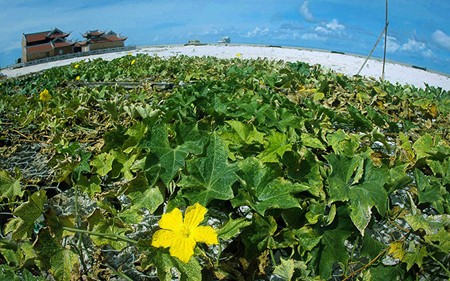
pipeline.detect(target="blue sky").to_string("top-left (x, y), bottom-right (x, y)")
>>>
top-left (1, 0), bottom-right (449, 74)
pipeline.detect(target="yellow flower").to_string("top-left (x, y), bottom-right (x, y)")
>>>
top-left (388, 242), bottom-right (405, 260)
top-left (131, 59), bottom-right (136, 65)
top-left (236, 53), bottom-right (242, 58)
top-left (74, 64), bottom-right (79, 69)
top-left (151, 203), bottom-right (218, 263)
top-left (75, 76), bottom-right (81, 81)
top-left (39, 89), bottom-right (51, 102)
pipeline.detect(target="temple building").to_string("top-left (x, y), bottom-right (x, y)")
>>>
top-left (22, 28), bottom-right (75, 62)
top-left (77, 30), bottom-right (127, 52)
top-left (21, 28), bottom-right (128, 63)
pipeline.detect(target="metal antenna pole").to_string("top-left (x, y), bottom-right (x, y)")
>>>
top-left (357, 28), bottom-right (385, 76)
top-left (382, 0), bottom-right (389, 80)
top-left (357, 0), bottom-right (390, 78)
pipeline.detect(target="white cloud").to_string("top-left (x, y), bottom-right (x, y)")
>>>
top-left (401, 38), bottom-right (426, 52)
top-left (326, 19), bottom-right (345, 31)
top-left (386, 36), bottom-right (400, 53)
top-left (422, 49), bottom-right (434, 58)
top-left (386, 36), bottom-right (434, 58)
top-left (432, 30), bottom-right (450, 50)
top-left (245, 27), bottom-right (269, 38)
top-left (315, 26), bottom-right (330, 34)
top-left (301, 33), bottom-right (325, 41)
top-left (299, 1), bottom-right (314, 22)
top-left (315, 19), bottom-right (345, 35)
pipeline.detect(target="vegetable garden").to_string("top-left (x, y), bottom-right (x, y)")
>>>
top-left (0, 53), bottom-right (449, 280)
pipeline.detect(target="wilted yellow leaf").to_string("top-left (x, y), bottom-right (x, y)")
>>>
top-left (388, 242), bottom-right (405, 260)
top-left (428, 103), bottom-right (438, 118)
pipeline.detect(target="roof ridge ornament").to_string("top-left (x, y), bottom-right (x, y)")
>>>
top-left (47, 27), bottom-right (65, 37)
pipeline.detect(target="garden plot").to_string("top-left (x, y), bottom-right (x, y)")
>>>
top-left (1, 54), bottom-right (449, 280)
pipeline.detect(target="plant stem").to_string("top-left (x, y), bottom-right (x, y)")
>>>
top-left (110, 268), bottom-right (134, 281)
top-left (215, 243), bottom-right (222, 267)
top-left (269, 249), bottom-right (277, 267)
top-left (342, 247), bottom-right (388, 281)
top-left (0, 202), bottom-right (22, 207)
top-left (62, 227), bottom-right (138, 245)
top-left (73, 185), bottom-right (87, 273)
top-left (429, 253), bottom-right (450, 276)
top-left (343, 235), bottom-right (407, 281)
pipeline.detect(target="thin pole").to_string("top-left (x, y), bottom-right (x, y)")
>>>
top-left (356, 27), bottom-right (385, 76)
top-left (357, 0), bottom-right (390, 77)
top-left (382, 0), bottom-right (389, 80)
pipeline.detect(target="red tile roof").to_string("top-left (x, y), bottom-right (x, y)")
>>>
top-left (25, 38), bottom-right (75, 54)
top-left (80, 30), bottom-right (127, 43)
top-left (104, 35), bottom-right (127, 42)
top-left (24, 32), bottom-right (49, 43)
top-left (26, 43), bottom-right (54, 53)
top-left (75, 41), bottom-right (87, 47)
top-left (24, 28), bottom-right (69, 44)
top-left (54, 41), bottom-right (75, 48)
top-left (78, 31), bottom-right (127, 45)
top-left (83, 30), bottom-right (105, 37)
